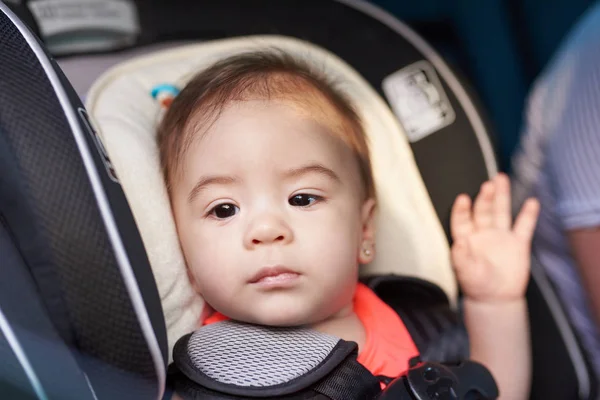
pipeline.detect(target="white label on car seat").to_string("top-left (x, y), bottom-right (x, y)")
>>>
top-left (382, 60), bottom-right (455, 143)
top-left (28, 0), bottom-right (139, 55)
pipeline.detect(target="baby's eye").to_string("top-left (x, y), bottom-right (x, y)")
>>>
top-left (208, 203), bottom-right (239, 219)
top-left (289, 194), bottom-right (322, 207)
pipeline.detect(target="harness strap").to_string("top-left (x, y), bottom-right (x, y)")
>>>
top-left (314, 356), bottom-right (381, 400)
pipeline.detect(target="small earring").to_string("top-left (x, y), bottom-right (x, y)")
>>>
top-left (363, 247), bottom-right (371, 256)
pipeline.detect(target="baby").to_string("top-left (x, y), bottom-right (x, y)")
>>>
top-left (158, 51), bottom-right (540, 399)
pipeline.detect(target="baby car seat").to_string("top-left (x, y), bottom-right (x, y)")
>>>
top-left (0, 1), bottom-right (595, 399)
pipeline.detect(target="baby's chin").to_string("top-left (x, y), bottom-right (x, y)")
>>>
top-left (229, 310), bottom-right (314, 327)
top-left (220, 302), bottom-right (325, 328)
top-left (248, 313), bottom-right (313, 327)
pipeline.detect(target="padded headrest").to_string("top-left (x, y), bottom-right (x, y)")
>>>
top-left (86, 35), bottom-right (456, 358)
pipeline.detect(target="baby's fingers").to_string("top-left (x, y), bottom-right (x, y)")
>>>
top-left (513, 198), bottom-right (541, 241)
top-left (493, 173), bottom-right (511, 230)
top-left (473, 181), bottom-right (495, 229)
top-left (450, 194), bottom-right (474, 240)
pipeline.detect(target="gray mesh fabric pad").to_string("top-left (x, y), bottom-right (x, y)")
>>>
top-left (186, 321), bottom-right (340, 387)
top-left (170, 320), bottom-right (384, 399)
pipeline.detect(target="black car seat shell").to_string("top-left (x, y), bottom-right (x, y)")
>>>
top-left (0, 1), bottom-right (595, 399)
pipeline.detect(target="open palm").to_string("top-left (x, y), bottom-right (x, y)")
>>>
top-left (450, 174), bottom-right (540, 302)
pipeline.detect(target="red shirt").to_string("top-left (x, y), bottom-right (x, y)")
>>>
top-left (203, 283), bottom-right (419, 378)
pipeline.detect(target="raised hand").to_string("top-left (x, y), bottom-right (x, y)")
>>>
top-left (449, 173), bottom-right (540, 302)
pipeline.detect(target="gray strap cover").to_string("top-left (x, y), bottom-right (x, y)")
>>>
top-left (172, 320), bottom-right (363, 397)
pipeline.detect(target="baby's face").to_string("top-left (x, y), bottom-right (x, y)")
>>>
top-left (170, 100), bottom-right (375, 327)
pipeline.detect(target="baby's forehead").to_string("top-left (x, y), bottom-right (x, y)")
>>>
top-left (169, 71), bottom-right (367, 192)
top-left (184, 99), bottom-right (350, 159)
top-left (184, 93), bottom-right (352, 149)
top-left (174, 103), bottom-right (366, 204)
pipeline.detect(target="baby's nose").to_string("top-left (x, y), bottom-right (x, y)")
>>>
top-left (244, 214), bottom-right (293, 248)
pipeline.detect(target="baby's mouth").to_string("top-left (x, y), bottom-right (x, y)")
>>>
top-left (248, 266), bottom-right (300, 285)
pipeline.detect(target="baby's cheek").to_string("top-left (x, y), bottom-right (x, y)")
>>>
top-left (313, 206), bottom-right (362, 251)
top-left (191, 265), bottom-right (237, 316)
top-left (303, 216), bottom-right (360, 272)
top-left (183, 231), bottom-right (233, 290)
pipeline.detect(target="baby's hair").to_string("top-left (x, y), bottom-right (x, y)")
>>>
top-left (157, 49), bottom-right (375, 199)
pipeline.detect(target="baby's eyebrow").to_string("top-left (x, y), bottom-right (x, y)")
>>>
top-left (284, 164), bottom-right (341, 183)
top-left (188, 175), bottom-right (239, 203)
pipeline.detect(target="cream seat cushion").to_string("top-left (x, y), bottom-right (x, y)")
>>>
top-left (86, 35), bottom-right (457, 359)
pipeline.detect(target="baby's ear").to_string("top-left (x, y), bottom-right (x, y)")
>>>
top-left (358, 198), bottom-right (377, 264)
top-left (361, 198), bottom-right (377, 239)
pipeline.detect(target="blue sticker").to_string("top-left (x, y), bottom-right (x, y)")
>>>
top-left (151, 83), bottom-right (180, 99)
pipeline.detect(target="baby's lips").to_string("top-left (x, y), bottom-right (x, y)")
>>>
top-left (248, 265), bottom-right (299, 283)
